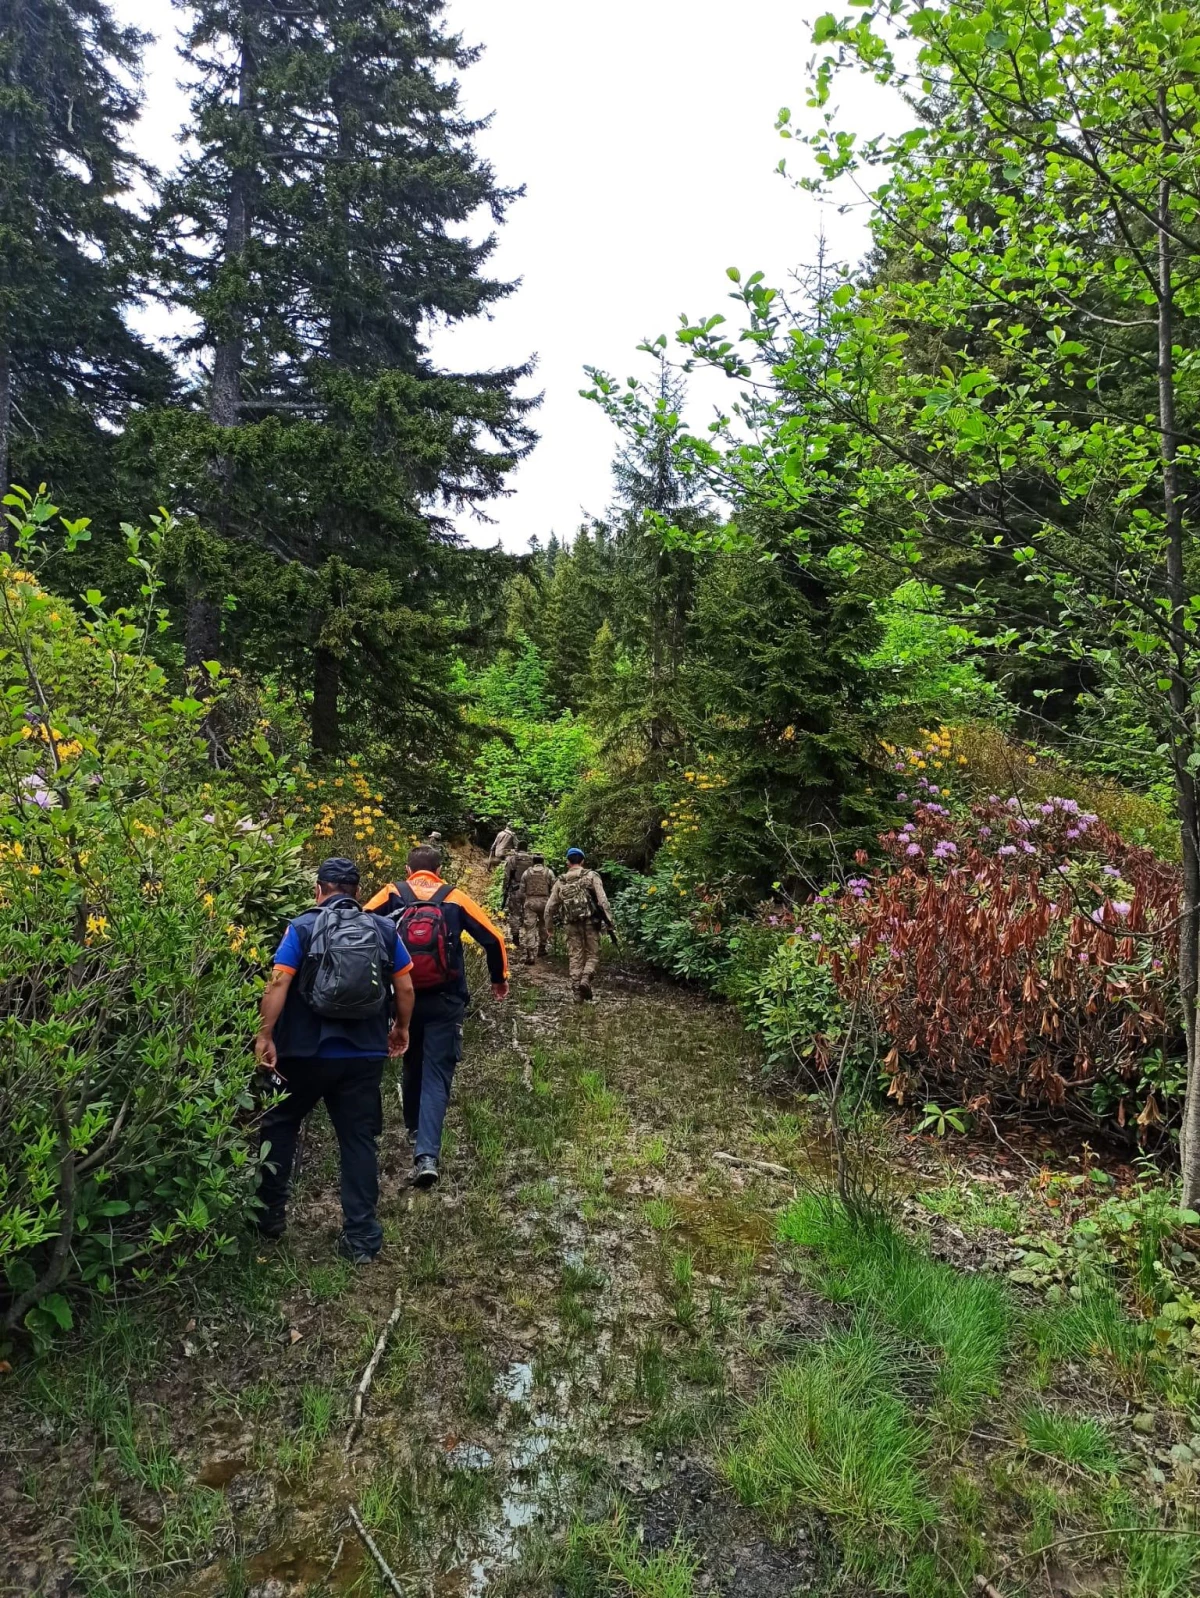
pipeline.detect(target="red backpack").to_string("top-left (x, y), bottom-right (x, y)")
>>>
top-left (393, 882), bottom-right (457, 990)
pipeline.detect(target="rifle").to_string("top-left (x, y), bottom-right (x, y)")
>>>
top-left (597, 905), bottom-right (621, 950)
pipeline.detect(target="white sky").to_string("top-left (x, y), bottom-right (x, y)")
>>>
top-left (111, 0), bottom-right (894, 550)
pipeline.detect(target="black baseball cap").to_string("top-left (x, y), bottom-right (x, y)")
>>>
top-left (316, 856), bottom-right (360, 885)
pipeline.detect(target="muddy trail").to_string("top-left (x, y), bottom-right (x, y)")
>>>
top-left (2, 921), bottom-right (841, 1598)
top-left (5, 872), bottom-right (1190, 1598)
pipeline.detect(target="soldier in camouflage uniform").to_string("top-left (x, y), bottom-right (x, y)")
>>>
top-left (502, 842), bottom-right (535, 937)
top-left (488, 824), bottom-right (518, 866)
top-left (517, 854), bottom-right (555, 964)
top-left (545, 848), bottom-right (612, 1001)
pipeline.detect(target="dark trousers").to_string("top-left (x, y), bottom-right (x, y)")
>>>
top-left (402, 991), bottom-right (465, 1161)
top-left (258, 1055), bottom-right (385, 1254)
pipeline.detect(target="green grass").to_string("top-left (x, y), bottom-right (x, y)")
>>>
top-left (1020, 1404), bottom-right (1121, 1473)
top-left (919, 1181), bottom-right (1024, 1236)
top-left (780, 1195), bottom-right (1011, 1412)
top-left (567, 1506), bottom-right (699, 1597)
top-left (1026, 1279), bottom-right (1154, 1392)
top-left (298, 1382), bottom-right (337, 1443)
top-left (643, 1198), bottom-right (679, 1233)
top-left (306, 1259), bottom-right (353, 1302)
top-left (723, 1319), bottom-right (934, 1578)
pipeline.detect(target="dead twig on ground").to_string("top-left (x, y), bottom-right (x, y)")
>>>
top-left (974, 1578), bottom-right (1005, 1598)
top-left (712, 1150), bottom-right (793, 1179)
top-left (344, 1286), bottom-right (403, 1451)
top-left (347, 1503), bottom-right (405, 1595)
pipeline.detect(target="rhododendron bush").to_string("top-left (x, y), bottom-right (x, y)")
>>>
top-left (828, 795), bottom-right (1181, 1130)
top-left (0, 493), bottom-right (306, 1344)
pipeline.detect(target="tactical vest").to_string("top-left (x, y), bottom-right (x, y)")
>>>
top-left (522, 864), bottom-right (554, 901)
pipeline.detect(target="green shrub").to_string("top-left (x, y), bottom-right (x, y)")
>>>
top-left (0, 494), bottom-right (306, 1342)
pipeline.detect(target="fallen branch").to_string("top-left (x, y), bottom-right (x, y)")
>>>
top-left (344, 1286), bottom-right (403, 1451)
top-left (974, 1578), bottom-right (1005, 1598)
top-left (347, 1503), bottom-right (405, 1596)
top-left (712, 1150), bottom-right (793, 1180)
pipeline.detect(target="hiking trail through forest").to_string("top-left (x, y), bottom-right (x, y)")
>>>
top-left (1, 854), bottom-right (1181, 1598)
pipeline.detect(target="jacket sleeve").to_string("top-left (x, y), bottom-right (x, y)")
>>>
top-left (363, 883), bottom-right (401, 916)
top-left (448, 889), bottom-right (509, 983)
top-left (590, 873), bottom-right (613, 917)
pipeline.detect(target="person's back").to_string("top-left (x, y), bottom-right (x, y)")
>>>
top-left (488, 824), bottom-right (517, 865)
top-left (503, 847), bottom-right (535, 927)
top-left (517, 855), bottom-right (555, 965)
top-left (365, 846), bottom-right (508, 1187)
top-left (254, 857), bottom-right (415, 1261)
top-left (545, 848), bottom-right (611, 1001)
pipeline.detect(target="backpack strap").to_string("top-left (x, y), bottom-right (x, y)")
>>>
top-left (396, 881), bottom-right (453, 908)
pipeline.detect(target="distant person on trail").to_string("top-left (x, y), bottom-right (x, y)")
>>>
top-left (517, 853), bottom-right (555, 964)
top-left (545, 848), bottom-right (614, 1002)
top-left (488, 823), bottom-right (518, 865)
top-left (365, 846), bottom-right (508, 1188)
top-left (502, 841), bottom-right (535, 934)
top-left (254, 857), bottom-right (414, 1263)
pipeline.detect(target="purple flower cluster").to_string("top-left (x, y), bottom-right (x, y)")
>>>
top-left (21, 773), bottom-right (53, 810)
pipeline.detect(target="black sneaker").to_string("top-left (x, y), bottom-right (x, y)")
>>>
top-left (413, 1155), bottom-right (439, 1189)
top-left (255, 1212), bottom-right (286, 1240)
top-left (405, 1126), bottom-right (417, 1147)
top-left (335, 1234), bottom-right (379, 1265)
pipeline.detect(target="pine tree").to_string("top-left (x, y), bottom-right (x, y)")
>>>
top-left (0, 0), bottom-right (169, 531)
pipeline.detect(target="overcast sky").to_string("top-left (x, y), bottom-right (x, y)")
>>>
top-left (110, 1), bottom-right (893, 550)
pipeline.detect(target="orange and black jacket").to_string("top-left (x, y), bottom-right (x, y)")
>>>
top-left (364, 872), bottom-right (508, 1002)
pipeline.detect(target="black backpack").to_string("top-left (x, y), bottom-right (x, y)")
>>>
top-left (299, 903), bottom-right (389, 1019)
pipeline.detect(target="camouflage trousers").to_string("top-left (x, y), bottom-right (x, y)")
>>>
top-left (520, 898), bottom-right (548, 961)
top-left (564, 923), bottom-right (600, 987)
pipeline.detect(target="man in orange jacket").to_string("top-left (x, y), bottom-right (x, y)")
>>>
top-left (365, 845), bottom-right (508, 1187)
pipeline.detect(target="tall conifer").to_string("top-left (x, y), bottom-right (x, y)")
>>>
top-left (0, 0), bottom-right (168, 527)
top-left (155, 0), bottom-right (535, 753)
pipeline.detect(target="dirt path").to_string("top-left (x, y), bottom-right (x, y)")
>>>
top-left (3, 926), bottom-right (833, 1598)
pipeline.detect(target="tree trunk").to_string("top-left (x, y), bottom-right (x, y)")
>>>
top-left (185, 578), bottom-right (222, 669)
top-left (1155, 101), bottom-right (1200, 1208)
top-left (312, 647), bottom-right (341, 759)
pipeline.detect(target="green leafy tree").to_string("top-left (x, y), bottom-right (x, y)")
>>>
top-left (0, 0), bottom-right (169, 532)
top-left (595, 0), bottom-right (1200, 1202)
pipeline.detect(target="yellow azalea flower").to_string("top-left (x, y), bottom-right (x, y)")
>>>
top-left (29, 865), bottom-right (41, 876)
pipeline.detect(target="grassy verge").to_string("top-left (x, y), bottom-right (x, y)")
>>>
top-left (737, 1190), bottom-right (1200, 1596)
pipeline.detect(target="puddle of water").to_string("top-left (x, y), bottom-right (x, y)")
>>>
top-left (195, 1456), bottom-right (247, 1489)
top-left (493, 1360), bottom-right (533, 1404)
top-left (671, 1192), bottom-right (776, 1259)
top-left (446, 1442), bottom-right (493, 1471)
top-left (244, 1537), bottom-right (364, 1593)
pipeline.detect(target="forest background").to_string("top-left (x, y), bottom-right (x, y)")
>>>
top-left (4, 0), bottom-right (1200, 1377)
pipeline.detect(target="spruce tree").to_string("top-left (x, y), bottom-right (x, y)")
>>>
top-left (0, 0), bottom-right (168, 530)
top-left (154, 0), bottom-right (535, 757)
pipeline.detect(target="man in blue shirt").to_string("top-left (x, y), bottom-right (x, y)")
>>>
top-left (255, 856), bottom-right (415, 1261)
